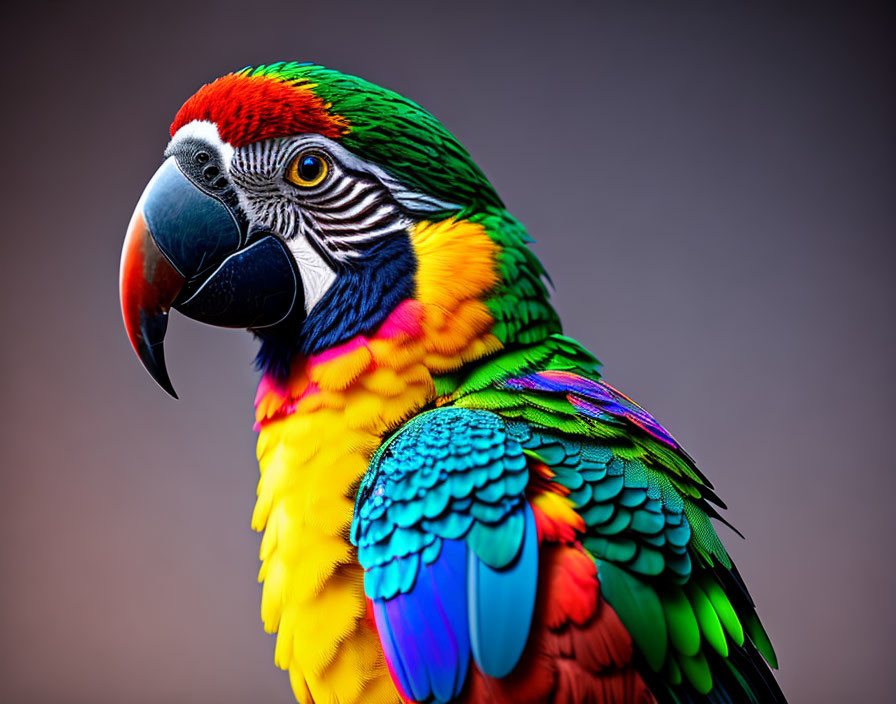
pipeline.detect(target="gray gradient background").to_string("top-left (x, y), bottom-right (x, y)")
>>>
top-left (2, 1), bottom-right (893, 702)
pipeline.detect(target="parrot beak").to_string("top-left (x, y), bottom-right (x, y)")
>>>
top-left (120, 156), bottom-right (303, 397)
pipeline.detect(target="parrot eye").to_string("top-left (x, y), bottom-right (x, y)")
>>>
top-left (287, 151), bottom-right (329, 188)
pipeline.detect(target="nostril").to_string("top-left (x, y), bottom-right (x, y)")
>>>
top-left (195, 151), bottom-right (210, 164)
top-left (213, 177), bottom-right (228, 189)
top-left (203, 165), bottom-right (219, 179)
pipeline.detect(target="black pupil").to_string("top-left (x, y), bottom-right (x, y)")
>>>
top-left (299, 155), bottom-right (322, 182)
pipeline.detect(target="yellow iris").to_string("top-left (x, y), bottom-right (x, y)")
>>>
top-left (287, 152), bottom-right (329, 188)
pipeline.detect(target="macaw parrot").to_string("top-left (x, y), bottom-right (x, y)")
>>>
top-left (119, 63), bottom-right (785, 704)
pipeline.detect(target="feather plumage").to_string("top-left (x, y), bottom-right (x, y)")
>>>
top-left (159, 62), bottom-right (785, 704)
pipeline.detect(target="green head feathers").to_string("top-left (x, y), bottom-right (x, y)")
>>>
top-left (171, 62), bottom-right (503, 214)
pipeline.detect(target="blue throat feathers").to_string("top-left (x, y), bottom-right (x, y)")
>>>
top-left (254, 233), bottom-right (417, 378)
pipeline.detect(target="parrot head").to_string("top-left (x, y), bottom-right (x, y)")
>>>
top-left (120, 62), bottom-right (548, 397)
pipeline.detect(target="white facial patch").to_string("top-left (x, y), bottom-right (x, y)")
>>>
top-left (167, 120), bottom-right (235, 165)
top-left (287, 232), bottom-right (338, 315)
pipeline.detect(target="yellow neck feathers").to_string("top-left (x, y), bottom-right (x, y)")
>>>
top-left (251, 218), bottom-right (501, 704)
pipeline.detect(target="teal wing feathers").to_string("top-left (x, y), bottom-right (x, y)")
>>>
top-left (351, 408), bottom-right (540, 703)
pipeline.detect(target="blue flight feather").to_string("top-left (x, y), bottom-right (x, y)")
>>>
top-left (373, 539), bottom-right (470, 703)
top-left (467, 503), bottom-right (538, 678)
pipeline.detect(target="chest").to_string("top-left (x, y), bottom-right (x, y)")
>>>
top-left (248, 219), bottom-right (503, 701)
top-left (251, 329), bottom-right (438, 703)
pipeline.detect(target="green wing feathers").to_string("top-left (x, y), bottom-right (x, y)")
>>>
top-left (451, 338), bottom-right (783, 702)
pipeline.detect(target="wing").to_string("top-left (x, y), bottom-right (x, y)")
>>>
top-left (351, 408), bottom-right (537, 703)
top-left (351, 407), bottom-right (652, 704)
top-left (450, 361), bottom-right (785, 704)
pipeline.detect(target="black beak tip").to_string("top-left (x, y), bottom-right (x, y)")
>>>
top-left (137, 339), bottom-right (178, 399)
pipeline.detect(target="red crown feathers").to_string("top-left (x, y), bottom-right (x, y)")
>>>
top-left (170, 72), bottom-right (349, 147)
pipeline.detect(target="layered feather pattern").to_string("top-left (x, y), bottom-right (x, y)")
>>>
top-left (168, 62), bottom-right (790, 704)
top-left (354, 346), bottom-right (784, 702)
top-left (352, 409), bottom-right (539, 702)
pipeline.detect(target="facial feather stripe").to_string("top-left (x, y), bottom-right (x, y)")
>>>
top-left (302, 164), bottom-right (408, 254)
top-left (231, 135), bottom-right (450, 262)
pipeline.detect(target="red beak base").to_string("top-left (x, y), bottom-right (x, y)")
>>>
top-left (119, 208), bottom-right (185, 398)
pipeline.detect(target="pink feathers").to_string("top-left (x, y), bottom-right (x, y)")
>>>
top-left (376, 300), bottom-right (425, 340)
top-left (254, 300), bottom-right (425, 430)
